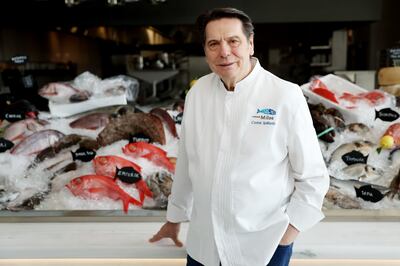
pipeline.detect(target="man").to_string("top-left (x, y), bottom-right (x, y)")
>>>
top-left (149, 7), bottom-right (329, 266)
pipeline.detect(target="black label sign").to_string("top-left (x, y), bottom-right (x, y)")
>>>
top-left (0, 138), bottom-right (14, 153)
top-left (71, 147), bottom-right (96, 162)
top-left (2, 112), bottom-right (25, 122)
top-left (129, 133), bottom-right (151, 143)
top-left (341, 150), bottom-right (368, 165)
top-left (174, 112), bottom-right (183, 124)
top-left (375, 108), bottom-right (400, 122)
top-left (115, 167), bottom-right (142, 184)
top-left (354, 185), bottom-right (384, 203)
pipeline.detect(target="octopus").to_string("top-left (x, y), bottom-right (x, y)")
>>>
top-left (97, 111), bottom-right (166, 146)
top-left (308, 103), bottom-right (345, 143)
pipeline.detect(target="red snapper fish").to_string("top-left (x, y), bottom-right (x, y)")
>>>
top-left (339, 91), bottom-right (386, 107)
top-left (122, 142), bottom-right (175, 173)
top-left (66, 175), bottom-right (142, 213)
top-left (92, 155), bottom-right (153, 202)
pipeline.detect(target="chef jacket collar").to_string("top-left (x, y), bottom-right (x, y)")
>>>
top-left (218, 57), bottom-right (261, 95)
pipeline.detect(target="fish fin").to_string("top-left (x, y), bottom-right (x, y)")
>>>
top-left (136, 180), bottom-right (153, 199)
top-left (139, 190), bottom-right (145, 203)
top-left (376, 147), bottom-right (382, 154)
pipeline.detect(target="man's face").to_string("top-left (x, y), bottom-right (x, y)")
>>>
top-left (204, 18), bottom-right (254, 85)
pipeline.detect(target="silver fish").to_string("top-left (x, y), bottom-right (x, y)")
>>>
top-left (341, 163), bottom-right (383, 181)
top-left (330, 176), bottom-right (390, 196)
top-left (3, 118), bottom-right (48, 143)
top-left (10, 129), bottom-right (65, 155)
top-left (329, 141), bottom-right (374, 164)
top-left (344, 123), bottom-right (370, 134)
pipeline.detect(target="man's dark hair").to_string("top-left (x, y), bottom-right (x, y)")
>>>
top-left (196, 7), bottom-right (254, 46)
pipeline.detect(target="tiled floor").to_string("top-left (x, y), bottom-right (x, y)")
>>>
top-left (0, 217), bottom-right (399, 265)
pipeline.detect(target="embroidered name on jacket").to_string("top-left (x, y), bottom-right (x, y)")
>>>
top-left (251, 108), bottom-right (276, 125)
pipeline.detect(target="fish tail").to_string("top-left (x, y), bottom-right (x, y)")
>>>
top-left (71, 151), bottom-right (76, 161)
top-left (375, 109), bottom-right (378, 120)
top-left (257, 109), bottom-right (260, 114)
top-left (129, 196), bottom-right (142, 207)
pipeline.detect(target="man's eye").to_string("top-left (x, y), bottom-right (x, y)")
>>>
top-left (208, 42), bottom-right (218, 50)
top-left (229, 39), bottom-right (240, 47)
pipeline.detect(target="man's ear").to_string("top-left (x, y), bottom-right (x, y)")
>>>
top-left (249, 34), bottom-right (254, 56)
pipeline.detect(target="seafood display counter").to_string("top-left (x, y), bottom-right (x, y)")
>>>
top-left (1, 72), bottom-right (400, 265)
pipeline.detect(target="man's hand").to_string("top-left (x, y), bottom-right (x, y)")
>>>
top-left (279, 224), bottom-right (299, 245)
top-left (149, 221), bottom-right (183, 247)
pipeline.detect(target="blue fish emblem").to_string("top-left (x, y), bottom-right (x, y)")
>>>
top-left (257, 108), bottom-right (276, 115)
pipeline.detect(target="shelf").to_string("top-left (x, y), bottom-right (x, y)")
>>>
top-left (310, 45), bottom-right (332, 50)
top-left (310, 62), bottom-right (331, 67)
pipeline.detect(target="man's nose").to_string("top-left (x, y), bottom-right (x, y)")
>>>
top-left (219, 41), bottom-right (231, 57)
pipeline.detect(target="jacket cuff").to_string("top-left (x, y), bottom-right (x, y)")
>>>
top-left (166, 200), bottom-right (191, 223)
top-left (286, 199), bottom-right (325, 232)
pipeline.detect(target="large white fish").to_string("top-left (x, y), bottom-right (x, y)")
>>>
top-left (329, 141), bottom-right (374, 164)
top-left (38, 82), bottom-right (90, 103)
top-left (340, 163), bottom-right (383, 181)
top-left (3, 118), bottom-right (48, 143)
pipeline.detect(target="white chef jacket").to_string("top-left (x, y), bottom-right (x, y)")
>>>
top-left (167, 59), bottom-right (329, 266)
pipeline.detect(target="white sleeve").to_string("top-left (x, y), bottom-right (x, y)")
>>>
top-left (285, 89), bottom-right (330, 232)
top-left (166, 108), bottom-right (193, 223)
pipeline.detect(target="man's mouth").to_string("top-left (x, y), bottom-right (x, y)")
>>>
top-left (218, 62), bottom-right (235, 67)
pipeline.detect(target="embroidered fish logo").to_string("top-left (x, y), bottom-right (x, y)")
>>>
top-left (257, 108), bottom-right (276, 115)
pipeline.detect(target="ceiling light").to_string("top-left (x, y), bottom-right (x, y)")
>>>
top-left (65, 0), bottom-right (80, 7)
top-left (107, 0), bottom-right (124, 6)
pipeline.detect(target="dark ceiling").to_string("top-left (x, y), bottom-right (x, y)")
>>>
top-left (0, 0), bottom-right (383, 27)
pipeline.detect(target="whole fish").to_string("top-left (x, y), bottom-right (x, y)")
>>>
top-left (33, 134), bottom-right (99, 164)
top-left (97, 111), bottom-right (166, 146)
top-left (341, 163), bottom-right (383, 181)
top-left (38, 82), bottom-right (90, 103)
top-left (344, 123), bottom-right (370, 134)
top-left (3, 118), bottom-right (48, 142)
top-left (329, 141), bottom-right (374, 164)
top-left (150, 108), bottom-right (178, 138)
top-left (69, 113), bottom-right (110, 130)
top-left (10, 130), bottom-right (65, 155)
top-left (330, 176), bottom-right (390, 203)
top-left (93, 155), bottom-right (152, 202)
top-left (122, 142), bottom-right (175, 173)
top-left (66, 175), bottom-right (142, 213)
top-left (324, 187), bottom-right (361, 209)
